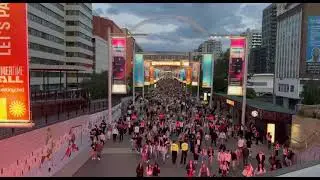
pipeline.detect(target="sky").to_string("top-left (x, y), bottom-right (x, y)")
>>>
top-left (92, 3), bottom-right (270, 52)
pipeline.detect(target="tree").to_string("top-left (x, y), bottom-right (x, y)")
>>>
top-left (213, 49), bottom-right (229, 93)
top-left (80, 71), bottom-right (108, 100)
top-left (302, 81), bottom-right (320, 105)
top-left (246, 88), bottom-right (256, 99)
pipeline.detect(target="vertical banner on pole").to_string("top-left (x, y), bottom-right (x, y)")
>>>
top-left (202, 54), bottom-right (213, 88)
top-left (0, 3), bottom-right (33, 128)
top-left (227, 37), bottom-right (246, 96)
top-left (154, 69), bottom-right (160, 82)
top-left (192, 62), bottom-right (200, 86)
top-left (111, 37), bottom-right (127, 94)
top-left (134, 54), bottom-right (144, 87)
top-left (149, 66), bottom-right (155, 85)
top-left (144, 61), bottom-right (150, 85)
top-left (186, 67), bottom-right (192, 85)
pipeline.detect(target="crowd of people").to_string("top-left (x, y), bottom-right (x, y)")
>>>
top-left (87, 78), bottom-right (296, 177)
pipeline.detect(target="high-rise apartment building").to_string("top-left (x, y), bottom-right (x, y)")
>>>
top-left (274, 3), bottom-right (320, 109)
top-left (65, 3), bottom-right (94, 88)
top-left (197, 39), bottom-right (222, 58)
top-left (262, 3), bottom-right (277, 73)
top-left (28, 3), bottom-right (93, 91)
top-left (242, 29), bottom-right (262, 74)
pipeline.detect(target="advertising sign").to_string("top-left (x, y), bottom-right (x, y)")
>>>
top-left (0, 3), bottom-right (33, 127)
top-left (306, 16), bottom-right (320, 74)
top-left (111, 37), bottom-right (127, 94)
top-left (186, 67), bottom-right (192, 85)
top-left (227, 37), bottom-right (246, 96)
top-left (154, 69), bottom-right (160, 82)
top-left (144, 61), bottom-right (151, 85)
top-left (179, 69), bottom-right (186, 82)
top-left (192, 62), bottom-right (200, 86)
top-left (149, 66), bottom-right (155, 84)
top-left (202, 54), bottom-right (213, 88)
top-left (134, 54), bottom-right (144, 87)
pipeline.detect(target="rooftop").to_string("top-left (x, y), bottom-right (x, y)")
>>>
top-left (215, 92), bottom-right (295, 114)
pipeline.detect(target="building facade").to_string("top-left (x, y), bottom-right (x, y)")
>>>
top-left (247, 73), bottom-right (274, 96)
top-left (274, 3), bottom-right (320, 109)
top-left (28, 3), bottom-right (94, 91)
top-left (92, 35), bottom-right (108, 74)
top-left (262, 3), bottom-right (277, 73)
top-left (242, 28), bottom-right (262, 74)
top-left (197, 39), bottom-right (222, 59)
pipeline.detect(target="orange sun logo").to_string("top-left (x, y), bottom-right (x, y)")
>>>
top-left (9, 101), bottom-right (26, 118)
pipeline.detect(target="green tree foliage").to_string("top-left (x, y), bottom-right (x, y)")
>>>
top-left (213, 49), bottom-right (229, 93)
top-left (246, 88), bottom-right (256, 99)
top-left (80, 71), bottom-right (108, 100)
top-left (302, 81), bottom-right (320, 105)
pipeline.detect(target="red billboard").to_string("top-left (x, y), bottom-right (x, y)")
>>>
top-left (227, 37), bottom-right (246, 96)
top-left (111, 37), bottom-right (127, 94)
top-left (0, 3), bottom-right (33, 127)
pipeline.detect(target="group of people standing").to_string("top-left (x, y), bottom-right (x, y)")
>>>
top-left (87, 77), bottom-right (296, 177)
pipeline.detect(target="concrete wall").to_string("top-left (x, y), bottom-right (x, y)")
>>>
top-left (0, 103), bottom-right (122, 177)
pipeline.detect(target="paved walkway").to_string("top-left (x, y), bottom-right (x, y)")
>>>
top-left (72, 134), bottom-right (271, 177)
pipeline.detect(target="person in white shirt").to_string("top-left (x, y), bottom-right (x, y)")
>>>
top-left (112, 127), bottom-right (118, 143)
top-left (134, 125), bottom-right (140, 135)
top-left (99, 132), bottom-right (106, 145)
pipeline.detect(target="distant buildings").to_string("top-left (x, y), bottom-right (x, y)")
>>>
top-left (274, 3), bottom-right (320, 109)
top-left (242, 28), bottom-right (262, 74)
top-left (197, 39), bottom-right (222, 59)
top-left (262, 3), bottom-right (277, 73)
top-left (29, 3), bottom-right (94, 91)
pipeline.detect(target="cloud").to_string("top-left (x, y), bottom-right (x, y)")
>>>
top-left (93, 3), bottom-right (270, 51)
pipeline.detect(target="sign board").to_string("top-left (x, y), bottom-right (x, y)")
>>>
top-left (0, 3), bottom-right (33, 128)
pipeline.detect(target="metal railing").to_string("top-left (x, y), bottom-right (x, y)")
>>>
top-left (0, 96), bottom-right (125, 140)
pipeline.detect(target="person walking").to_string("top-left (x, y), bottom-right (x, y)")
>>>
top-left (242, 146), bottom-right (250, 167)
top-left (186, 160), bottom-right (196, 177)
top-left (171, 141), bottom-right (179, 165)
top-left (112, 126), bottom-right (118, 143)
top-left (152, 163), bottom-right (160, 177)
top-left (180, 140), bottom-right (189, 165)
top-left (136, 162), bottom-right (144, 177)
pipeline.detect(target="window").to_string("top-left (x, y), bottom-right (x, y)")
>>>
top-left (29, 27), bottom-right (64, 45)
top-left (28, 3), bottom-right (64, 22)
top-left (290, 85), bottom-right (294, 92)
top-left (28, 13), bottom-right (64, 33)
top-left (30, 57), bottom-right (64, 65)
top-left (66, 52), bottom-right (93, 60)
top-left (66, 41), bottom-right (93, 51)
top-left (31, 71), bottom-right (62, 78)
top-left (65, 31), bottom-right (92, 42)
top-left (65, 20), bottom-right (92, 32)
top-left (65, 10), bottom-right (91, 24)
top-left (252, 82), bottom-right (268, 86)
top-left (29, 43), bottom-right (64, 55)
top-left (52, 3), bottom-right (64, 11)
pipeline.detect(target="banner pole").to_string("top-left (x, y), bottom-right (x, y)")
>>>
top-left (108, 28), bottom-right (112, 124)
top-left (240, 37), bottom-right (249, 133)
top-left (133, 40), bottom-right (136, 104)
top-left (210, 54), bottom-right (214, 108)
